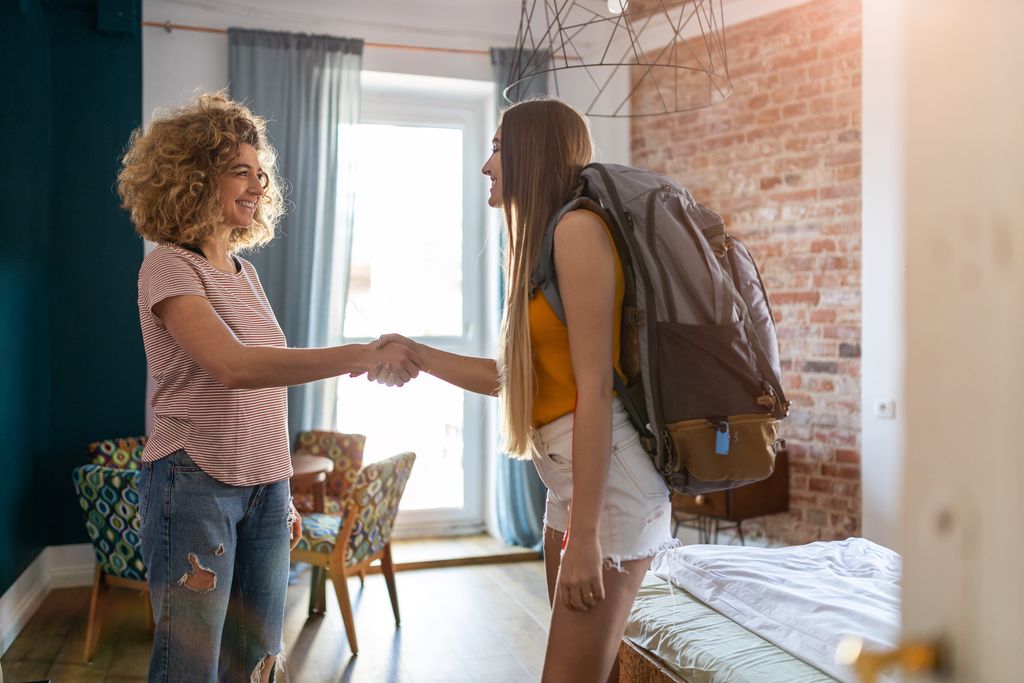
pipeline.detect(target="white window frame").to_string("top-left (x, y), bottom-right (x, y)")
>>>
top-left (343, 71), bottom-right (498, 537)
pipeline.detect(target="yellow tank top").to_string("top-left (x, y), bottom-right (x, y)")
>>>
top-left (529, 212), bottom-right (625, 427)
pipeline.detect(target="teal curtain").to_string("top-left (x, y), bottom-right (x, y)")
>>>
top-left (228, 29), bottom-right (362, 438)
top-left (491, 47), bottom-right (551, 550)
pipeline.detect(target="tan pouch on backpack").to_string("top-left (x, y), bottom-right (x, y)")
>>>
top-left (666, 413), bottom-right (780, 483)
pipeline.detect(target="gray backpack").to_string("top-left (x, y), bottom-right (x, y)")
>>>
top-left (531, 163), bottom-right (789, 495)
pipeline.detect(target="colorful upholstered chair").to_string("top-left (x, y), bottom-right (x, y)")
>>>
top-left (291, 431), bottom-right (365, 515)
top-left (72, 464), bottom-right (149, 662)
top-left (291, 451), bottom-right (416, 655)
top-left (86, 435), bottom-right (147, 470)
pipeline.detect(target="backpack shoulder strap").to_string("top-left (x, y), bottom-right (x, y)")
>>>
top-left (530, 194), bottom-right (652, 437)
top-left (530, 195), bottom-right (607, 324)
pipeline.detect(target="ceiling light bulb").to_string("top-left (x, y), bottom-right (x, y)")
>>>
top-left (607, 0), bottom-right (628, 15)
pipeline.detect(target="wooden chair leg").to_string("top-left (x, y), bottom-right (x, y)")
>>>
top-left (381, 544), bottom-right (401, 626)
top-left (308, 564), bottom-right (328, 616)
top-left (84, 565), bottom-right (108, 662)
top-left (358, 569), bottom-right (366, 587)
top-left (329, 566), bottom-right (358, 655)
top-left (145, 591), bottom-right (155, 633)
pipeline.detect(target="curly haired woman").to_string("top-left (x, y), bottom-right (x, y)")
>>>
top-left (118, 92), bottom-right (420, 682)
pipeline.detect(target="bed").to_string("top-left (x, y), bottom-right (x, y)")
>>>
top-left (619, 538), bottom-right (901, 683)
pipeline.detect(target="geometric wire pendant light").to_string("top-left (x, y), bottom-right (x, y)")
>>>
top-left (507, 0), bottom-right (732, 117)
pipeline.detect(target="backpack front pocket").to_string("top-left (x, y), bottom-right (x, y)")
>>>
top-left (657, 321), bottom-right (765, 423)
top-left (666, 413), bottom-right (779, 484)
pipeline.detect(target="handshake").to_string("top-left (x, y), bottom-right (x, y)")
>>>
top-left (353, 333), bottom-right (425, 388)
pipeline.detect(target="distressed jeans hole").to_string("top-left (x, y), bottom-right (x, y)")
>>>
top-left (177, 552), bottom-right (217, 593)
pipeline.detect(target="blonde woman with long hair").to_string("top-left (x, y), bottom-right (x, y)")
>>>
top-left (378, 97), bottom-right (675, 682)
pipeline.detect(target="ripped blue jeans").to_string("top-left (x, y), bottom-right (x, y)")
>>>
top-left (139, 450), bottom-right (290, 682)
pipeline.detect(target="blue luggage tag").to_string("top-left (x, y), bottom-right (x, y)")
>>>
top-left (715, 420), bottom-right (730, 456)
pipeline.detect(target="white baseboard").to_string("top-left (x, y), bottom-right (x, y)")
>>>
top-left (0, 544), bottom-right (94, 656)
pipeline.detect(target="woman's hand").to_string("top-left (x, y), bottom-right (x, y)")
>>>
top-left (376, 333), bottom-right (422, 353)
top-left (364, 334), bottom-right (426, 386)
top-left (556, 534), bottom-right (605, 611)
top-left (358, 337), bottom-right (423, 386)
top-left (359, 334), bottom-right (499, 396)
top-left (287, 500), bottom-right (302, 550)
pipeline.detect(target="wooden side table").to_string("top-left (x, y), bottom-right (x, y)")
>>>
top-left (671, 448), bottom-right (790, 544)
top-left (290, 454), bottom-right (334, 514)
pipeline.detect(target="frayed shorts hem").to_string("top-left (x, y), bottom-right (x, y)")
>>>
top-left (601, 538), bottom-right (682, 572)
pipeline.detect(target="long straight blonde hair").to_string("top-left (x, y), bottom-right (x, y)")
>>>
top-left (497, 98), bottom-right (594, 457)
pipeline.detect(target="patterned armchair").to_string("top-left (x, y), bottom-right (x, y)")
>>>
top-left (291, 451), bottom-right (416, 655)
top-left (72, 464), bottom-right (149, 662)
top-left (291, 431), bottom-right (365, 514)
top-left (86, 435), bottom-right (147, 470)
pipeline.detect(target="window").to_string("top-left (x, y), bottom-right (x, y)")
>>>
top-left (336, 72), bottom-right (497, 536)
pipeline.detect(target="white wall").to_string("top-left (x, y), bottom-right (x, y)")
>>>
top-left (860, 0), bottom-right (906, 551)
top-left (140, 0), bottom-right (813, 214)
top-left (142, 0), bottom-right (631, 160)
top-left (143, 0), bottom-right (519, 89)
top-left (142, 2), bottom-right (497, 114)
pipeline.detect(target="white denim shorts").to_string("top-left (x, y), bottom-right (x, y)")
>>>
top-left (531, 399), bottom-right (678, 569)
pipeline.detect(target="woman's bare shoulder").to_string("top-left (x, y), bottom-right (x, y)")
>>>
top-left (554, 209), bottom-right (613, 255)
top-left (558, 208), bottom-right (607, 231)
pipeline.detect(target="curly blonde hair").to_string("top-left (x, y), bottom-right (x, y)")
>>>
top-left (118, 91), bottom-right (285, 251)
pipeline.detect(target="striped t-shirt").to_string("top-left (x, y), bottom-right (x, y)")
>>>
top-left (137, 243), bottom-right (292, 486)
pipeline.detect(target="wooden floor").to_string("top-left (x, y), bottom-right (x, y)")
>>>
top-left (377, 533), bottom-right (539, 571)
top-left (1, 537), bottom-right (550, 683)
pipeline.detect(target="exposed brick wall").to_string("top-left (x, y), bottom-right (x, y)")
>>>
top-left (630, 0), bottom-right (862, 544)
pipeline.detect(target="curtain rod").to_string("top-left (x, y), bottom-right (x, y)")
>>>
top-left (142, 21), bottom-right (494, 57)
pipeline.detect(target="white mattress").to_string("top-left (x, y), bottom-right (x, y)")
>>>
top-left (627, 572), bottom-right (840, 683)
top-left (650, 538), bottom-right (901, 683)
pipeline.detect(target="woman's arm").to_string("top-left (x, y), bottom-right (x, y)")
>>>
top-left (375, 334), bottom-right (499, 396)
top-left (551, 209), bottom-right (617, 612)
top-left (153, 295), bottom-right (421, 389)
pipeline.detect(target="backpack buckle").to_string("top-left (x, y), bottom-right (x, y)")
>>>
top-left (624, 307), bottom-right (645, 326)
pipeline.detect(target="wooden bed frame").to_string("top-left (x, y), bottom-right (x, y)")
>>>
top-left (617, 638), bottom-right (689, 683)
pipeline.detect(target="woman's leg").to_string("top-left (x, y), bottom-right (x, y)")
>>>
top-left (218, 479), bottom-right (291, 683)
top-left (141, 451), bottom-right (243, 683)
top-left (541, 555), bottom-right (654, 683)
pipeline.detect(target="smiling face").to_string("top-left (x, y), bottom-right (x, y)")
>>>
top-left (218, 143), bottom-right (266, 228)
top-left (481, 128), bottom-right (502, 208)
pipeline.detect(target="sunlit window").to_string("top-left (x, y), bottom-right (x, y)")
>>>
top-left (336, 375), bottom-right (464, 511)
top-left (342, 124), bottom-right (464, 339)
top-left (335, 73), bottom-right (494, 533)
top-left (336, 122), bottom-right (471, 513)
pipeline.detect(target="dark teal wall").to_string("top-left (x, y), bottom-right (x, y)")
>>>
top-left (0, 0), bottom-right (145, 595)
top-left (0, 0), bottom-right (54, 598)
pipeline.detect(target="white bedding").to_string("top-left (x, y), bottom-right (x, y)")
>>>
top-left (650, 538), bottom-right (901, 683)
